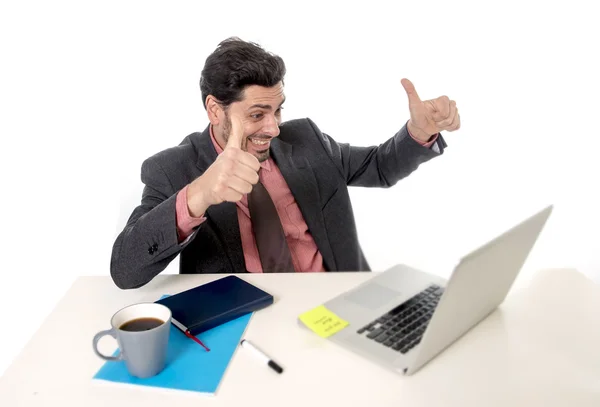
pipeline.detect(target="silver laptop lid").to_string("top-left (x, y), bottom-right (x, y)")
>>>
top-left (405, 205), bottom-right (553, 375)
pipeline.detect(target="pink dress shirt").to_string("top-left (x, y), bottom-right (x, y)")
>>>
top-left (175, 125), bottom-right (437, 273)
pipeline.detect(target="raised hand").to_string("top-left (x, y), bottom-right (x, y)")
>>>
top-left (401, 78), bottom-right (461, 142)
top-left (186, 115), bottom-right (260, 217)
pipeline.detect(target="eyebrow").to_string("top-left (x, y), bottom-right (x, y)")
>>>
top-left (247, 97), bottom-right (286, 111)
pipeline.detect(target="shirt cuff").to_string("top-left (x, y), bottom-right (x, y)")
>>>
top-left (407, 125), bottom-right (439, 149)
top-left (176, 185), bottom-right (207, 243)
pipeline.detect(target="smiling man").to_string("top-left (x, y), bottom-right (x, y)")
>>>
top-left (110, 37), bottom-right (461, 289)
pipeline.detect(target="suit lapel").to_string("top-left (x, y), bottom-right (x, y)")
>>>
top-left (205, 202), bottom-right (246, 272)
top-left (270, 139), bottom-right (337, 271)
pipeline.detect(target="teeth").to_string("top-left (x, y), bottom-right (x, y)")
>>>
top-left (250, 139), bottom-right (269, 146)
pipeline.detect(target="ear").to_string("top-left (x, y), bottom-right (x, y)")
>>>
top-left (205, 96), bottom-right (224, 125)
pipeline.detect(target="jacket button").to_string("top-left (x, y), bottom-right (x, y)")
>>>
top-left (152, 243), bottom-right (158, 251)
top-left (148, 247), bottom-right (154, 255)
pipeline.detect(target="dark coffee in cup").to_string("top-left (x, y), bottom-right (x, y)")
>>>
top-left (93, 302), bottom-right (171, 378)
top-left (120, 317), bottom-right (164, 332)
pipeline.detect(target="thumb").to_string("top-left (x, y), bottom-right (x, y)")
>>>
top-left (401, 78), bottom-right (422, 107)
top-left (226, 115), bottom-right (245, 150)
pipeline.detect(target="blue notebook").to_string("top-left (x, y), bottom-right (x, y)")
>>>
top-left (93, 296), bottom-right (252, 395)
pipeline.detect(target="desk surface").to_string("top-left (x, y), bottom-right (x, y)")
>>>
top-left (1, 269), bottom-right (599, 406)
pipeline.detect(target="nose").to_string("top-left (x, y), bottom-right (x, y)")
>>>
top-left (262, 114), bottom-right (280, 138)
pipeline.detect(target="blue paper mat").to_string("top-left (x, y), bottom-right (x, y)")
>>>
top-left (93, 299), bottom-right (251, 394)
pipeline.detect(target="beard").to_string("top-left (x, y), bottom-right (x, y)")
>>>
top-left (222, 111), bottom-right (271, 162)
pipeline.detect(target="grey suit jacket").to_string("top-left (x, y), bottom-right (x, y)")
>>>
top-left (110, 118), bottom-right (446, 289)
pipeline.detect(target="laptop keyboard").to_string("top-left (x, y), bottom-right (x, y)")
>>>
top-left (356, 284), bottom-right (444, 354)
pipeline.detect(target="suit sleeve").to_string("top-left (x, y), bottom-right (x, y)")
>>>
top-left (110, 158), bottom-right (201, 289)
top-left (307, 118), bottom-right (447, 187)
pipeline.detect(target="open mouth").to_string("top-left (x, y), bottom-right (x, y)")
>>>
top-left (249, 138), bottom-right (270, 146)
top-left (247, 136), bottom-right (272, 150)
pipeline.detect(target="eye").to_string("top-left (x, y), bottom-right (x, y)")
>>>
top-left (250, 113), bottom-right (263, 119)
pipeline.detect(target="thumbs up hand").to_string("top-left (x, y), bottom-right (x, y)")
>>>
top-left (186, 114), bottom-right (261, 217)
top-left (401, 78), bottom-right (461, 142)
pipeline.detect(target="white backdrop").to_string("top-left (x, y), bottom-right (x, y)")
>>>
top-left (1, 0), bottom-right (599, 377)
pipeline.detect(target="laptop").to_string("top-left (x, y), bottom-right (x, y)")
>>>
top-left (314, 205), bottom-right (553, 375)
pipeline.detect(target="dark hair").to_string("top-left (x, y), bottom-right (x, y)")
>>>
top-left (199, 37), bottom-right (286, 109)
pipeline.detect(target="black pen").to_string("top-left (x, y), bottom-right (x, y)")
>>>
top-left (240, 339), bottom-right (284, 374)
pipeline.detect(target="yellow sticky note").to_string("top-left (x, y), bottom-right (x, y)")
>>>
top-left (299, 305), bottom-right (349, 338)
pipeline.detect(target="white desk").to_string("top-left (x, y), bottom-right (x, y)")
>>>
top-left (1, 269), bottom-right (599, 406)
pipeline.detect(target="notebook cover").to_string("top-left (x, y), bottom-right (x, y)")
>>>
top-left (156, 275), bottom-right (273, 335)
top-left (93, 297), bottom-right (252, 395)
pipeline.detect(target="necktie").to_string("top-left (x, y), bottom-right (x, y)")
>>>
top-left (248, 176), bottom-right (295, 273)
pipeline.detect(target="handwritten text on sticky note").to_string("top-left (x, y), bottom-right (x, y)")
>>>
top-left (299, 305), bottom-right (349, 338)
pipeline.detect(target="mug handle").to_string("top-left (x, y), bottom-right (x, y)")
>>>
top-left (93, 328), bottom-right (123, 361)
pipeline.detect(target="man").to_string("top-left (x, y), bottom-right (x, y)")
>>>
top-left (110, 37), bottom-right (460, 289)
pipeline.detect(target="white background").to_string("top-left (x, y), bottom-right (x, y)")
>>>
top-left (1, 0), bottom-right (598, 377)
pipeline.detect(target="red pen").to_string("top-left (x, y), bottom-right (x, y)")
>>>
top-left (170, 318), bottom-right (210, 351)
top-left (185, 330), bottom-right (210, 352)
